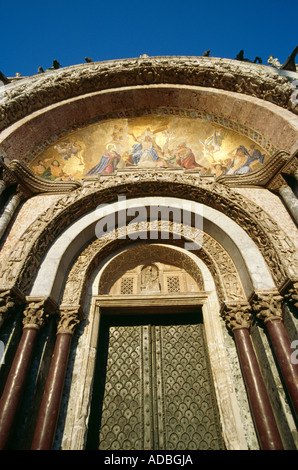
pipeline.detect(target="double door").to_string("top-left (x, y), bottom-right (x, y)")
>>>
top-left (87, 313), bottom-right (224, 450)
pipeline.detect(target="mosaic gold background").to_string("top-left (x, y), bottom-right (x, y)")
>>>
top-left (29, 115), bottom-right (268, 181)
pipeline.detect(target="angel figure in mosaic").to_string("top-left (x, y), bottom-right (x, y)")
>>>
top-left (199, 129), bottom-right (227, 160)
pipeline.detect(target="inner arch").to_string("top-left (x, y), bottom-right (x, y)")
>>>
top-left (29, 196), bottom-right (275, 301)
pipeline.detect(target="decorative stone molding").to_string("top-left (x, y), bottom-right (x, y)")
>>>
top-left (57, 305), bottom-right (83, 334)
top-left (251, 291), bottom-right (284, 323)
top-left (22, 296), bottom-right (57, 329)
top-left (98, 244), bottom-right (205, 294)
top-left (0, 173), bottom-right (296, 296)
top-left (216, 150), bottom-right (290, 188)
top-left (0, 57), bottom-right (296, 134)
top-left (60, 221), bottom-right (245, 311)
top-left (0, 159), bottom-right (81, 195)
top-left (220, 302), bottom-right (252, 330)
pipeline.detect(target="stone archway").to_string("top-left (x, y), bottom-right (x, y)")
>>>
top-left (1, 174), bottom-right (296, 305)
top-left (0, 177), bottom-right (296, 451)
top-left (58, 242), bottom-right (248, 451)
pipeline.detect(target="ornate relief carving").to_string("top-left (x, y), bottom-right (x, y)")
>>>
top-left (221, 302), bottom-right (252, 330)
top-left (57, 306), bottom-right (83, 334)
top-left (0, 173), bottom-right (296, 297)
top-left (251, 292), bottom-right (284, 322)
top-left (283, 281), bottom-right (298, 309)
top-left (140, 264), bottom-right (161, 293)
top-left (60, 221), bottom-right (244, 315)
top-left (98, 244), bottom-right (205, 294)
top-left (22, 297), bottom-right (57, 329)
top-left (201, 234), bottom-right (244, 301)
top-left (0, 57), bottom-right (296, 134)
top-left (0, 287), bottom-right (25, 327)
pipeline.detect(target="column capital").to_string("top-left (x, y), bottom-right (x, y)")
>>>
top-left (57, 304), bottom-right (83, 334)
top-left (251, 291), bottom-right (284, 323)
top-left (0, 287), bottom-right (25, 328)
top-left (23, 296), bottom-right (57, 330)
top-left (283, 281), bottom-right (298, 309)
top-left (220, 301), bottom-right (252, 331)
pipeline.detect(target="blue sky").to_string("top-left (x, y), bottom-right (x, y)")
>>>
top-left (1, 0), bottom-right (297, 78)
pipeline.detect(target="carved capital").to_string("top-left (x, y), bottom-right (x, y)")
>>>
top-left (0, 287), bottom-right (25, 328)
top-left (23, 296), bottom-right (57, 329)
top-left (251, 292), bottom-right (284, 323)
top-left (283, 281), bottom-right (298, 309)
top-left (57, 305), bottom-right (83, 334)
top-left (221, 302), bottom-right (252, 330)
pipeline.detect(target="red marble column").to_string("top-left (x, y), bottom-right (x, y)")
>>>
top-left (264, 317), bottom-right (298, 421)
top-left (31, 306), bottom-right (81, 450)
top-left (233, 327), bottom-right (284, 450)
top-left (222, 302), bottom-right (284, 450)
top-left (0, 327), bottom-right (38, 449)
top-left (253, 293), bottom-right (298, 423)
top-left (31, 332), bottom-right (73, 450)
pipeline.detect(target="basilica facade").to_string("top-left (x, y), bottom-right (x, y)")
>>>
top-left (0, 55), bottom-right (297, 450)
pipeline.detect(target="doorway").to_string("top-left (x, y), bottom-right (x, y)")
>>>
top-left (86, 311), bottom-right (225, 450)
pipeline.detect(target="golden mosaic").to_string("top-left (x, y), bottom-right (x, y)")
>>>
top-left (28, 114), bottom-right (271, 181)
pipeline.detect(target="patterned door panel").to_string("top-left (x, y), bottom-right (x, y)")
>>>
top-left (91, 314), bottom-right (224, 450)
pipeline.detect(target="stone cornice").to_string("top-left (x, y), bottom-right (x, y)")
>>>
top-left (1, 56), bottom-right (297, 133)
top-left (216, 150), bottom-right (291, 187)
top-left (0, 159), bottom-right (81, 194)
top-left (266, 151), bottom-right (298, 192)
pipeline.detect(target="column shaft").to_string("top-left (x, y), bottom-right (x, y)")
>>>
top-left (31, 333), bottom-right (73, 450)
top-left (279, 184), bottom-right (298, 223)
top-left (233, 327), bottom-right (283, 450)
top-left (265, 318), bottom-right (298, 420)
top-left (0, 327), bottom-right (39, 449)
top-left (0, 192), bottom-right (21, 239)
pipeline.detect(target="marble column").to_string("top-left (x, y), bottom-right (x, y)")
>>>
top-left (222, 302), bottom-right (284, 450)
top-left (278, 182), bottom-right (298, 224)
top-left (31, 306), bottom-right (81, 450)
top-left (0, 190), bottom-right (22, 239)
top-left (253, 293), bottom-right (298, 422)
top-left (0, 298), bottom-right (49, 449)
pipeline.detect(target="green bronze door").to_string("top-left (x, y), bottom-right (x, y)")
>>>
top-left (86, 313), bottom-right (225, 450)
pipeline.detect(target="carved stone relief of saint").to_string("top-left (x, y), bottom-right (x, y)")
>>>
top-left (140, 264), bottom-right (161, 293)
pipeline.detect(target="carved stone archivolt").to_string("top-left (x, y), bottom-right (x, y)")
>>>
top-left (0, 57), bottom-right (296, 134)
top-left (98, 244), bottom-right (205, 294)
top-left (0, 173), bottom-right (296, 299)
top-left (60, 221), bottom-right (244, 311)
